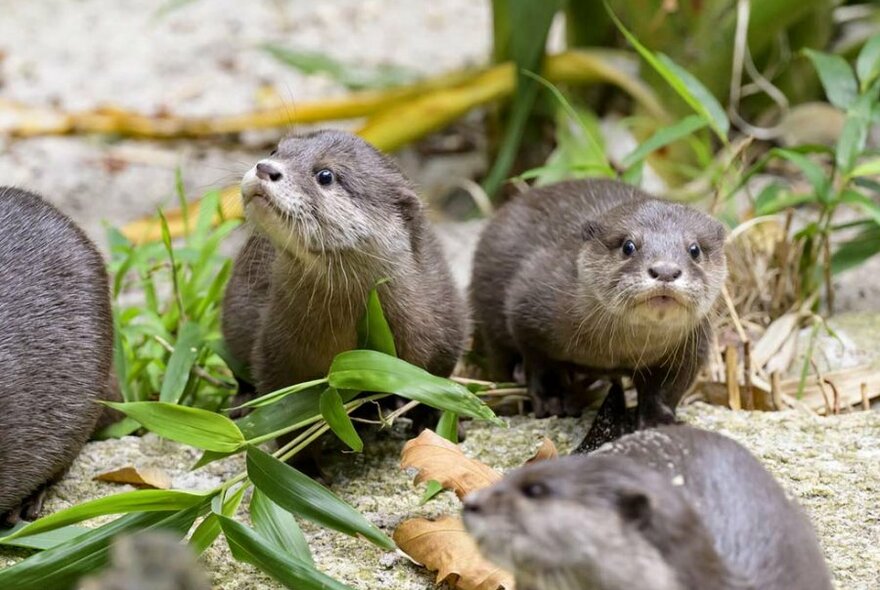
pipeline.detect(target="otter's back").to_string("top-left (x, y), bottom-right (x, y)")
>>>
top-left (0, 187), bottom-right (112, 514)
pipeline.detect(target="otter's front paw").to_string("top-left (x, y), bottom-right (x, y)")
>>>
top-left (2, 485), bottom-right (49, 527)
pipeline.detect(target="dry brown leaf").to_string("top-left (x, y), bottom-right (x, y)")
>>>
top-left (94, 466), bottom-right (171, 489)
top-left (401, 429), bottom-right (501, 499)
top-left (525, 437), bottom-right (558, 464)
top-left (394, 516), bottom-right (514, 590)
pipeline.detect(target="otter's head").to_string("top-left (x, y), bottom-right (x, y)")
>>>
top-left (241, 130), bottom-right (423, 261)
top-left (462, 455), bottom-right (711, 590)
top-left (577, 199), bottom-right (726, 329)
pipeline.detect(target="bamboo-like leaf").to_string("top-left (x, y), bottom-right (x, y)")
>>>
top-left (851, 158), bottom-right (880, 179)
top-left (621, 115), bottom-right (708, 169)
top-left (841, 190), bottom-right (880, 227)
top-left (106, 401), bottom-right (245, 452)
top-left (246, 446), bottom-right (394, 550)
top-left (804, 49), bottom-right (858, 111)
top-left (420, 411), bottom-right (460, 504)
top-left (837, 86), bottom-right (880, 175)
top-left (328, 350), bottom-right (500, 424)
top-left (219, 516), bottom-right (354, 590)
top-left (0, 490), bottom-right (207, 542)
top-left (232, 378), bottom-right (328, 411)
top-left (856, 34), bottom-right (880, 91)
top-left (832, 223), bottom-right (880, 275)
top-left (250, 489), bottom-right (313, 565)
top-left (0, 524), bottom-right (90, 550)
top-left (319, 387), bottom-right (364, 452)
top-left (606, 2), bottom-right (728, 140)
top-left (159, 321), bottom-right (202, 403)
top-left (189, 485), bottom-right (247, 555)
top-left (357, 286), bottom-right (397, 357)
top-left (0, 503), bottom-right (206, 590)
top-left (768, 148), bottom-right (830, 202)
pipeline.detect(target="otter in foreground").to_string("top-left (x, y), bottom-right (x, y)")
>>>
top-left (223, 130), bottom-right (466, 395)
top-left (0, 187), bottom-right (113, 524)
top-left (469, 179), bottom-right (726, 448)
top-left (463, 425), bottom-right (832, 590)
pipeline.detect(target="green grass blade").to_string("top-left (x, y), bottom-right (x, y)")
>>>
top-left (246, 446), bottom-right (394, 550)
top-left (768, 148), bottom-right (830, 202)
top-left (804, 49), bottom-right (858, 111)
top-left (219, 516), bottom-right (354, 590)
top-left (189, 485), bottom-right (247, 555)
top-left (0, 525), bottom-right (90, 550)
top-left (836, 85), bottom-right (880, 176)
top-left (233, 378), bottom-right (328, 411)
top-left (621, 115), bottom-right (708, 169)
top-left (605, 2), bottom-right (728, 141)
top-left (856, 34), bottom-right (880, 91)
top-left (328, 350), bottom-right (500, 424)
top-left (0, 503), bottom-right (206, 590)
top-left (250, 489), bottom-right (314, 565)
top-left (106, 401), bottom-right (245, 452)
top-left (319, 387), bottom-right (364, 452)
top-left (159, 321), bottom-right (203, 403)
top-left (357, 286), bottom-right (397, 357)
top-left (0, 490), bottom-right (208, 542)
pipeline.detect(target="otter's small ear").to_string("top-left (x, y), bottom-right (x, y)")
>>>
top-left (395, 187), bottom-right (425, 253)
top-left (582, 220), bottom-right (604, 241)
top-left (618, 492), bottom-right (651, 529)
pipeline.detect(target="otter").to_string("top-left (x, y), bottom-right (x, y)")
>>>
top-left (222, 130), bottom-right (466, 397)
top-left (0, 187), bottom-right (113, 525)
top-left (463, 425), bottom-right (832, 590)
top-left (469, 179), bottom-right (726, 449)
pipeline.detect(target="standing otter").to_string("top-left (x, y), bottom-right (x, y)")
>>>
top-left (0, 187), bottom-right (113, 524)
top-left (463, 425), bottom-right (832, 590)
top-left (469, 179), bottom-right (726, 449)
top-left (223, 130), bottom-right (466, 396)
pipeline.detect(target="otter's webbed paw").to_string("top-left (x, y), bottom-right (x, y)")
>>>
top-left (526, 362), bottom-right (567, 418)
top-left (2, 485), bottom-right (49, 527)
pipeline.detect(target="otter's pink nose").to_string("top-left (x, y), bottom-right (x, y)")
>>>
top-left (648, 263), bottom-right (682, 282)
top-left (256, 162), bottom-right (283, 182)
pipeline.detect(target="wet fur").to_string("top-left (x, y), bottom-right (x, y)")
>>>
top-left (223, 130), bottom-right (466, 393)
top-left (0, 187), bottom-right (113, 520)
top-left (470, 179), bottom-right (726, 445)
top-left (463, 425), bottom-right (832, 590)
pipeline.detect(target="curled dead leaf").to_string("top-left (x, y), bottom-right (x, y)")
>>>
top-left (394, 516), bottom-right (514, 590)
top-left (401, 429), bottom-right (501, 499)
top-left (524, 437), bottom-right (558, 465)
top-left (93, 466), bottom-right (171, 490)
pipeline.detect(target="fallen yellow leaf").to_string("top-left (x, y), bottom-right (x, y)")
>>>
top-left (401, 430), bottom-right (501, 500)
top-left (524, 437), bottom-right (558, 465)
top-left (93, 466), bottom-right (171, 490)
top-left (394, 515), bottom-right (514, 590)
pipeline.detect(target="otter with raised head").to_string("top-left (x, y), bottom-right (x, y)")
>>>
top-left (0, 187), bottom-right (113, 524)
top-left (223, 130), bottom-right (466, 396)
top-left (470, 179), bottom-right (726, 449)
top-left (463, 425), bottom-right (832, 590)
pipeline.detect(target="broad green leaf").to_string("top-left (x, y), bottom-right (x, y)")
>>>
top-left (768, 148), bottom-right (830, 202)
top-left (92, 416), bottom-right (141, 440)
top-left (357, 286), bottom-right (397, 357)
top-left (857, 34), bottom-right (880, 91)
top-left (621, 115), bottom-right (708, 168)
top-left (159, 321), bottom-right (202, 403)
top-left (0, 490), bottom-right (207, 542)
top-left (837, 87), bottom-right (880, 175)
top-left (420, 411), bottom-right (460, 504)
top-left (219, 516), bottom-right (353, 590)
top-left (851, 158), bottom-right (880, 179)
top-left (754, 184), bottom-right (816, 216)
top-left (832, 224), bottom-right (880, 274)
top-left (189, 485), bottom-right (247, 555)
top-left (319, 387), bottom-right (364, 452)
top-left (841, 190), bottom-right (880, 227)
top-left (246, 446), bottom-right (394, 550)
top-left (0, 524), bottom-right (90, 550)
top-left (262, 44), bottom-right (417, 91)
top-left (250, 489), bottom-right (313, 565)
top-left (328, 350), bottom-right (500, 423)
top-left (194, 190), bottom-right (221, 239)
top-left (106, 401), bottom-right (245, 452)
top-left (418, 481), bottom-right (447, 505)
top-left (804, 49), bottom-right (858, 110)
top-left (606, 3), bottom-right (728, 140)
top-left (0, 503), bottom-right (206, 590)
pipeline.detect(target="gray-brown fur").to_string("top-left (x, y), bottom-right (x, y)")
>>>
top-left (469, 179), bottom-right (726, 447)
top-left (223, 130), bottom-right (466, 394)
top-left (0, 187), bottom-right (113, 523)
top-left (463, 425), bottom-right (832, 590)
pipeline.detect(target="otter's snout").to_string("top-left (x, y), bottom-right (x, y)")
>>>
top-left (647, 262), bottom-right (682, 283)
top-left (256, 162), bottom-right (283, 182)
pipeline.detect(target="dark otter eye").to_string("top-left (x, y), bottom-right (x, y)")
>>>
top-left (316, 169), bottom-right (334, 186)
top-left (688, 243), bottom-right (701, 260)
top-left (622, 240), bottom-right (637, 257)
top-left (521, 482), bottom-right (549, 499)
top-left (269, 149), bottom-right (277, 157)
